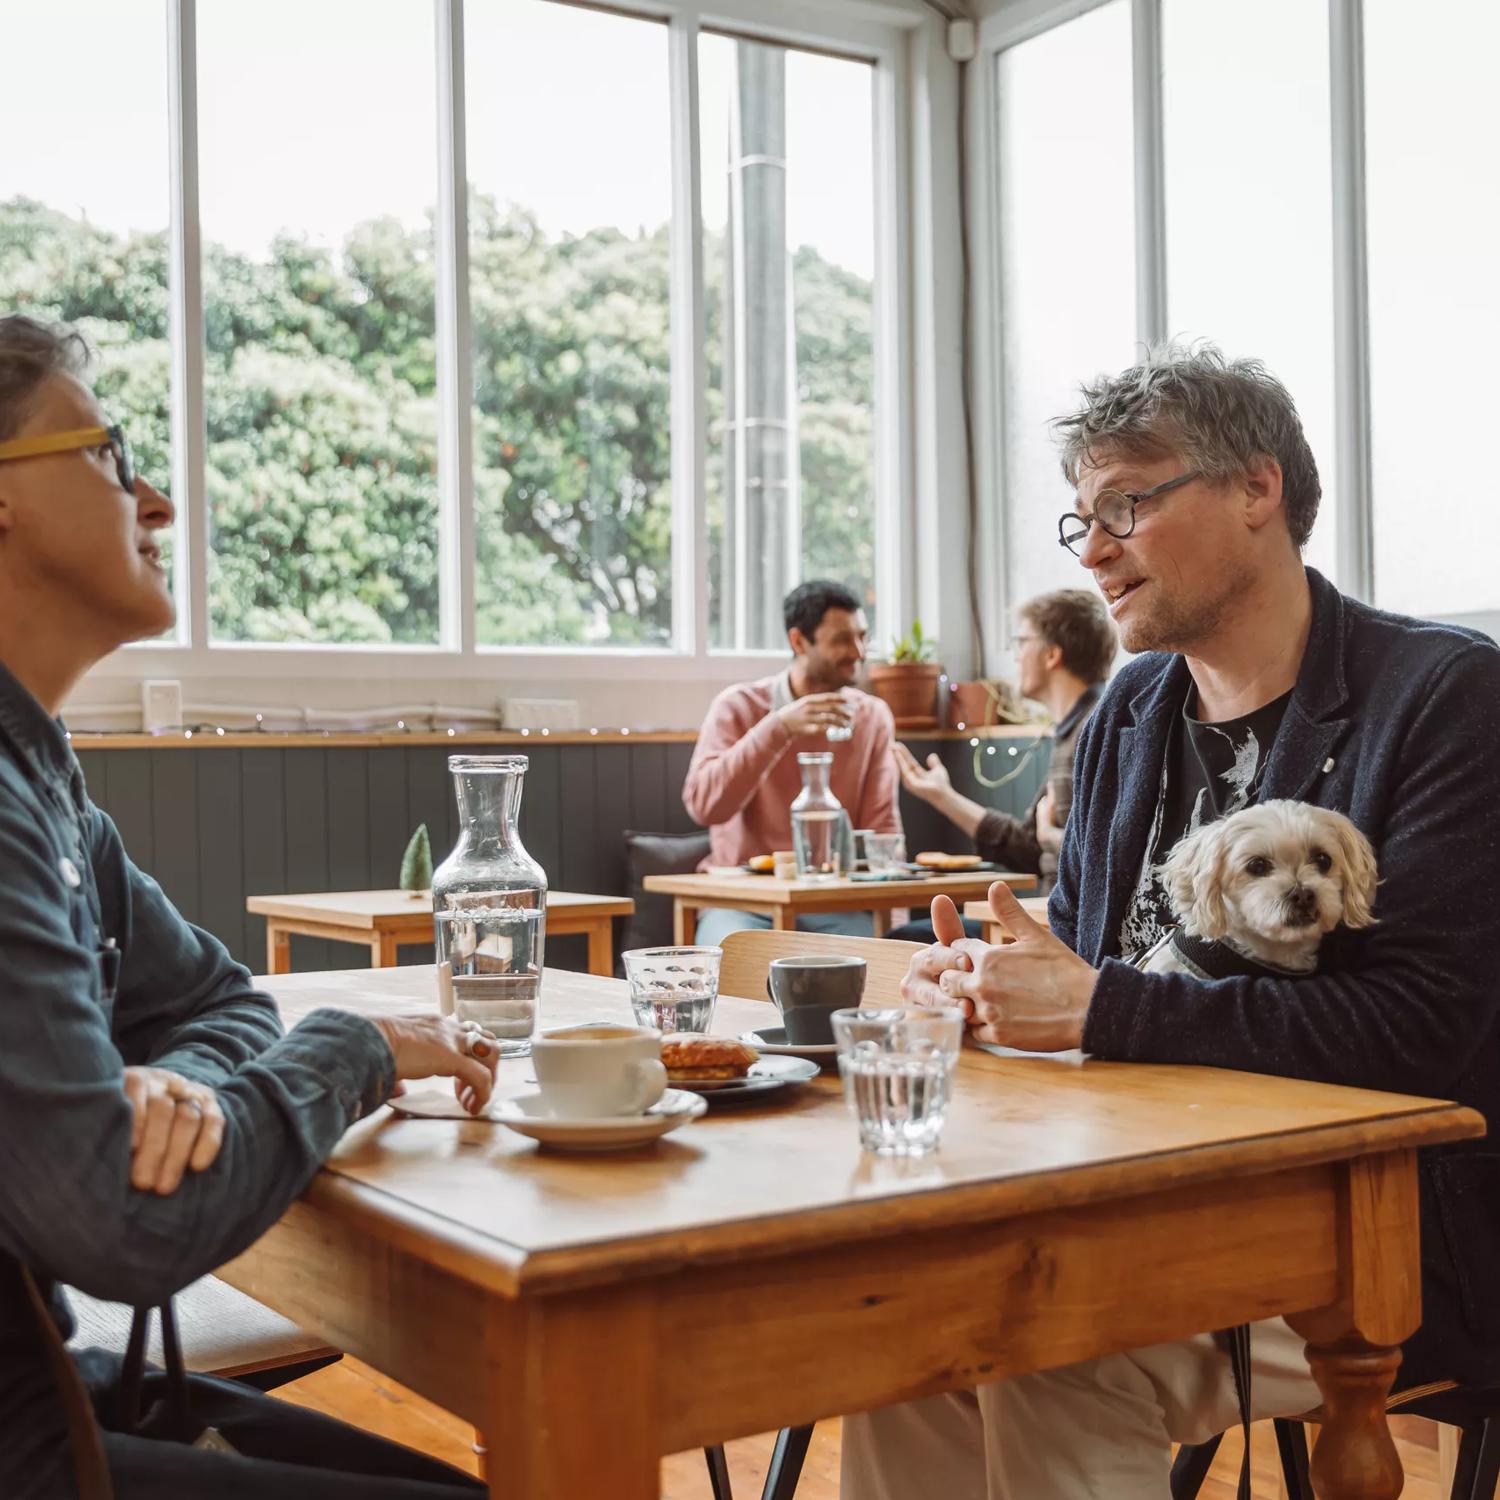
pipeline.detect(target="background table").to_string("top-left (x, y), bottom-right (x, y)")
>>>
top-left (220, 964), bottom-right (1481, 1500)
top-left (644, 868), bottom-right (1037, 942)
top-left (246, 889), bottom-right (633, 975)
top-left (965, 893), bottom-right (1052, 939)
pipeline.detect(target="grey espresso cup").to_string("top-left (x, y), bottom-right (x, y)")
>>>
top-left (767, 955), bottom-right (868, 1044)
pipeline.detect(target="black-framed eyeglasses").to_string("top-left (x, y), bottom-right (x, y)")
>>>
top-left (1057, 470), bottom-right (1200, 556)
top-left (0, 421), bottom-right (136, 495)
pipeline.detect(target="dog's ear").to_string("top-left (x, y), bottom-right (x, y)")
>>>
top-left (1161, 820), bottom-right (1230, 940)
top-left (1326, 812), bottom-right (1380, 928)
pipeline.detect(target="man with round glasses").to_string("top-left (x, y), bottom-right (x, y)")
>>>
top-left (844, 343), bottom-right (1500, 1499)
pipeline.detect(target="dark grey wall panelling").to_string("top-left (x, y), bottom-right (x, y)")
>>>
top-left (76, 734), bottom-right (1048, 975)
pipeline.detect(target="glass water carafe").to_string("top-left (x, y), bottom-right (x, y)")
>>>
top-left (791, 751), bottom-right (845, 881)
top-left (432, 755), bottom-right (548, 1056)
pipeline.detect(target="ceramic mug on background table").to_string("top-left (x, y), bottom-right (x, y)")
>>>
top-left (530, 1024), bottom-right (667, 1118)
top-left (767, 955), bottom-right (867, 1045)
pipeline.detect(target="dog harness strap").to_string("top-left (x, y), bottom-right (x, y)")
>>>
top-left (1169, 927), bottom-right (1300, 982)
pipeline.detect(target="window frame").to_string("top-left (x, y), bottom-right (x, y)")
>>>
top-left (91, 0), bottom-right (920, 690)
top-left (973, 0), bottom-right (1380, 657)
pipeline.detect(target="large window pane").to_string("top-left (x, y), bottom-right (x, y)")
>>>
top-left (0, 1), bottom-right (176, 614)
top-left (198, 1), bottom-right (439, 644)
top-left (1366, 1), bottom-right (1499, 620)
top-left (1163, 0), bottom-right (1337, 579)
top-left (467, 1), bottom-right (673, 648)
top-left (996, 3), bottom-right (1135, 621)
top-left (701, 35), bottom-right (879, 651)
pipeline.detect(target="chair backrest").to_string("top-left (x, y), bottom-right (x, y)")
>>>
top-left (718, 928), bottom-right (922, 1009)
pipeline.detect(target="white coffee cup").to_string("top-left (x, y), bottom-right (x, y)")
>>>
top-left (530, 1024), bottom-right (667, 1119)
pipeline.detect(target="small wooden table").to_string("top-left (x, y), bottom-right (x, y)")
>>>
top-left (223, 964), bottom-right (1483, 1500)
top-left (246, 889), bottom-right (633, 976)
top-left (965, 894), bottom-right (1052, 940)
top-left (644, 869), bottom-right (1038, 943)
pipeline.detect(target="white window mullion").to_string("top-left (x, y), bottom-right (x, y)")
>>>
top-left (167, 0), bottom-right (209, 651)
top-left (1130, 0), bottom-right (1166, 347)
top-left (669, 11), bottom-right (708, 660)
top-left (1328, 0), bottom-right (1373, 602)
top-left (436, 0), bottom-right (477, 657)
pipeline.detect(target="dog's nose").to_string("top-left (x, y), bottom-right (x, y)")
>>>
top-left (1284, 885), bottom-right (1319, 925)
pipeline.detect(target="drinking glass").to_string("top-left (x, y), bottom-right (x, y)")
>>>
top-left (832, 1006), bottom-right (965, 1155)
top-left (863, 833), bottom-right (907, 873)
top-left (622, 946), bottom-right (722, 1033)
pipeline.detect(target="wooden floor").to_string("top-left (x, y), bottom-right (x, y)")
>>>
top-left (276, 1356), bottom-right (1453, 1498)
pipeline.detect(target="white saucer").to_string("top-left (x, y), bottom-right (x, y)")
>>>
top-left (493, 1088), bottom-right (707, 1151)
top-left (387, 1088), bottom-right (491, 1121)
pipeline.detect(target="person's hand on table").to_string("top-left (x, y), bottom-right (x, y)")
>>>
top-left (900, 888), bottom-right (1097, 1051)
top-left (777, 692), bottom-right (853, 739)
top-left (893, 742), bottom-right (952, 805)
top-left (371, 1013), bottom-right (501, 1117)
top-left (123, 1066), bottom-right (225, 1196)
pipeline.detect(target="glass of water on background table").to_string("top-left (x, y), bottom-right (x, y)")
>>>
top-left (832, 1006), bottom-right (965, 1155)
top-left (622, 946), bottom-right (723, 1033)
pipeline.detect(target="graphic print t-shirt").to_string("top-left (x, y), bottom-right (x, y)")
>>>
top-left (1117, 688), bottom-right (1293, 960)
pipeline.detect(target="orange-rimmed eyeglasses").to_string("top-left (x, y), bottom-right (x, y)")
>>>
top-left (0, 424), bottom-right (136, 494)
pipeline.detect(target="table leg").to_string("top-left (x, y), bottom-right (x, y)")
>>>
top-left (484, 1288), bottom-right (658, 1500)
top-left (266, 924), bottom-right (291, 975)
top-left (772, 906), bottom-right (795, 931)
top-left (586, 919), bottom-right (613, 976)
top-left (870, 907), bottom-right (891, 938)
top-left (371, 932), bottom-right (401, 968)
top-left (1287, 1150), bottom-right (1420, 1500)
top-left (674, 901), bottom-right (697, 945)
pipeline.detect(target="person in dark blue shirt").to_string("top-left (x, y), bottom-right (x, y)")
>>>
top-left (0, 314), bottom-right (492, 1497)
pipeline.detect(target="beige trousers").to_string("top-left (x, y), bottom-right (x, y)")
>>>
top-left (840, 1316), bottom-right (1322, 1500)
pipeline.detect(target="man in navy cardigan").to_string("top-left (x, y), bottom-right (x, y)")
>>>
top-left (842, 345), bottom-right (1500, 1500)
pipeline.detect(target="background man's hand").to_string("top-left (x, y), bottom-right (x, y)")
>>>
top-left (777, 691), bottom-right (853, 739)
top-left (371, 1013), bottom-right (501, 1116)
top-left (938, 884), bottom-right (1097, 1051)
top-left (123, 1066), bottom-right (224, 1196)
top-left (893, 742), bottom-right (953, 805)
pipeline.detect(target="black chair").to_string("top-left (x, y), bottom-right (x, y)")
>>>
top-left (703, 1423), bottom-right (816, 1500)
top-left (1170, 1381), bottom-right (1500, 1500)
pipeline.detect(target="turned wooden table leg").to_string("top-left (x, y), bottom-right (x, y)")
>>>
top-left (1300, 1339), bottom-right (1404, 1499)
top-left (267, 923), bottom-right (292, 974)
top-left (1289, 1148), bottom-right (1422, 1500)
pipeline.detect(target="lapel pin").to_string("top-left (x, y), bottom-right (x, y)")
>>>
top-left (1323, 757), bottom-right (1335, 773)
top-left (59, 857), bottom-right (81, 889)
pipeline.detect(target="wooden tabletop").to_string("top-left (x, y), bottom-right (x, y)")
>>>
top-left (249, 965), bottom-right (1479, 1297)
top-left (246, 889), bottom-right (634, 929)
top-left (644, 868), bottom-right (1036, 910)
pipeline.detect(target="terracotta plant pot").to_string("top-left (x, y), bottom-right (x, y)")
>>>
top-left (947, 680), bottom-right (1001, 730)
top-left (866, 661), bottom-right (943, 729)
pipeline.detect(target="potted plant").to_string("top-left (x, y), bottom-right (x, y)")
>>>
top-left (867, 622), bottom-right (944, 728)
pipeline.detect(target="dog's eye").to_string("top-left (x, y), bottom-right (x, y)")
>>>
top-left (1245, 856), bottom-right (1274, 877)
top-left (1310, 848), bottom-right (1332, 874)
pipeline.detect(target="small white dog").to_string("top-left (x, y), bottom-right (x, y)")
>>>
top-left (1141, 799), bottom-right (1379, 978)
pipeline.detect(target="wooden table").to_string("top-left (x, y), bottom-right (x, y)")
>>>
top-left (644, 869), bottom-right (1039, 943)
top-left (966, 893), bottom-right (1052, 939)
top-left (246, 889), bottom-right (633, 976)
top-left (220, 964), bottom-right (1482, 1500)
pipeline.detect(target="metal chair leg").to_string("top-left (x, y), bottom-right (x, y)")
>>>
top-left (704, 1443), bottom-right (734, 1500)
top-left (1462, 1417), bottom-right (1500, 1500)
top-left (1169, 1433), bottom-right (1223, 1500)
top-left (1273, 1418), bottom-right (1315, 1500)
top-left (761, 1424), bottom-right (815, 1500)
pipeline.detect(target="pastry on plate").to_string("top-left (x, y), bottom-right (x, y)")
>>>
top-left (914, 851), bottom-right (984, 871)
top-left (747, 853), bottom-right (776, 873)
top-left (661, 1036), bottom-right (759, 1082)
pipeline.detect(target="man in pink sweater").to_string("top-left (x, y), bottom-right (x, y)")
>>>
top-left (683, 580), bottom-right (903, 945)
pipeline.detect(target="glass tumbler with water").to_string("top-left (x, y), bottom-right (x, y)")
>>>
top-left (432, 755), bottom-right (548, 1057)
top-left (622, 946), bottom-right (722, 1033)
top-left (832, 1006), bottom-right (965, 1155)
top-left (791, 751), bottom-right (845, 881)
